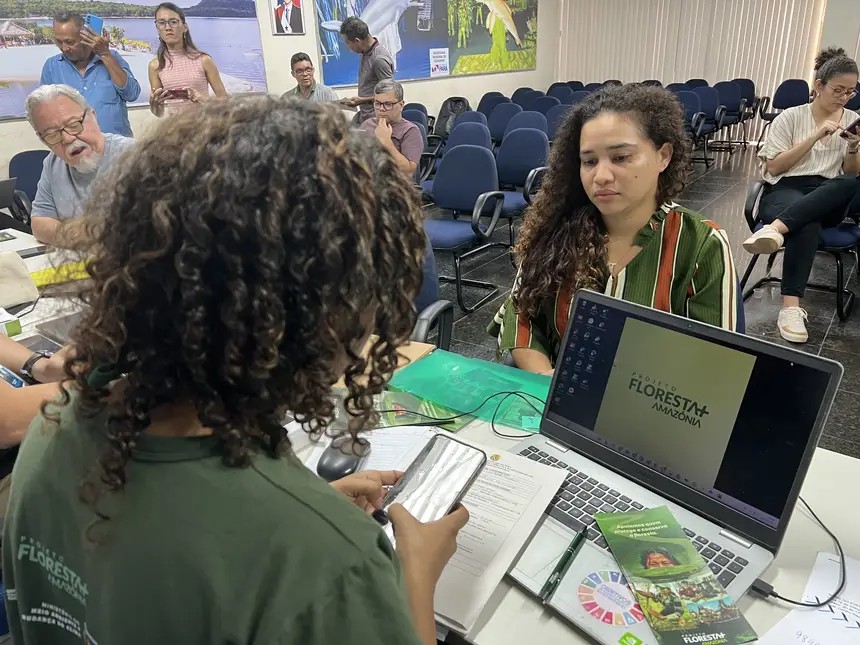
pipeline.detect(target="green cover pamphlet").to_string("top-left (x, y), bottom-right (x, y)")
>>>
top-left (595, 506), bottom-right (757, 645)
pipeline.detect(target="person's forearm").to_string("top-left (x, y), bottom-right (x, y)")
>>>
top-left (0, 383), bottom-right (60, 448)
top-left (511, 347), bottom-right (553, 374)
top-left (356, 96), bottom-right (375, 105)
top-left (766, 135), bottom-right (818, 176)
top-left (843, 148), bottom-right (860, 174)
top-left (0, 335), bottom-right (33, 374)
top-left (382, 140), bottom-right (416, 175)
top-left (31, 216), bottom-right (60, 245)
top-left (101, 52), bottom-right (129, 89)
top-left (404, 571), bottom-right (437, 645)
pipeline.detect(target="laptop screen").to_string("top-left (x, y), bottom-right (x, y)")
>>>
top-left (545, 294), bottom-right (835, 531)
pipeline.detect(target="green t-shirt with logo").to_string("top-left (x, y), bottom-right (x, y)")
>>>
top-left (2, 392), bottom-right (423, 644)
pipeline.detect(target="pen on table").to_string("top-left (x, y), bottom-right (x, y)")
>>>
top-left (538, 529), bottom-right (587, 603)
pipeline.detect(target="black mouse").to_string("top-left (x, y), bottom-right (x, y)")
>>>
top-left (316, 444), bottom-right (367, 482)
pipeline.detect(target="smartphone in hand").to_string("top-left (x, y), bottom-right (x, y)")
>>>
top-left (840, 117), bottom-right (860, 139)
top-left (167, 89), bottom-right (190, 100)
top-left (83, 14), bottom-right (104, 36)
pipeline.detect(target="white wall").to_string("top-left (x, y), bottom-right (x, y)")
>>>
top-left (0, 0), bottom-right (559, 175)
top-left (819, 0), bottom-right (860, 61)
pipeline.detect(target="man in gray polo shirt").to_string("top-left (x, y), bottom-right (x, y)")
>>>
top-left (338, 16), bottom-right (393, 125)
top-left (25, 84), bottom-right (133, 246)
top-left (281, 52), bottom-right (339, 102)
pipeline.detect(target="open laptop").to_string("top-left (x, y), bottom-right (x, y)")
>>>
top-left (0, 177), bottom-right (17, 209)
top-left (508, 290), bottom-right (842, 645)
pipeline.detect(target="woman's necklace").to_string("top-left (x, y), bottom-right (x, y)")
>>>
top-left (605, 238), bottom-right (641, 278)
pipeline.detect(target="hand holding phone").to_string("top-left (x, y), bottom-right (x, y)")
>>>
top-left (167, 88), bottom-right (190, 100)
top-left (388, 503), bottom-right (470, 585)
top-left (840, 116), bottom-right (860, 139)
top-left (83, 14), bottom-right (104, 37)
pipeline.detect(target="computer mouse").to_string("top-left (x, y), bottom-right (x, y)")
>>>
top-left (316, 443), bottom-right (366, 482)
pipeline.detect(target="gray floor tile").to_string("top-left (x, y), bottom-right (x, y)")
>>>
top-left (817, 348), bottom-right (860, 395)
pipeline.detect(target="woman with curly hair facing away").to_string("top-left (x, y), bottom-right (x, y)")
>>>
top-left (743, 48), bottom-right (859, 344)
top-left (1, 97), bottom-right (468, 645)
top-left (489, 85), bottom-right (739, 374)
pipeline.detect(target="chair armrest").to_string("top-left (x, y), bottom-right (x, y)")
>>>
top-left (427, 115), bottom-right (436, 130)
top-left (419, 152), bottom-right (436, 182)
top-left (758, 96), bottom-right (771, 119)
top-left (11, 189), bottom-right (32, 226)
top-left (426, 134), bottom-right (443, 156)
top-left (692, 112), bottom-right (706, 138)
top-left (744, 180), bottom-right (767, 231)
top-left (738, 98), bottom-right (748, 117)
top-left (472, 190), bottom-right (505, 239)
top-left (411, 299), bottom-right (454, 349)
top-left (715, 104), bottom-right (727, 130)
top-left (523, 166), bottom-right (548, 206)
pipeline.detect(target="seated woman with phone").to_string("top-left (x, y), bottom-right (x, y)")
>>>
top-left (743, 47), bottom-right (860, 344)
top-left (147, 2), bottom-right (228, 116)
top-left (2, 98), bottom-right (467, 645)
top-left (489, 84), bottom-right (739, 375)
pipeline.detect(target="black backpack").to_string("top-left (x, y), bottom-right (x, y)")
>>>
top-left (433, 97), bottom-right (471, 138)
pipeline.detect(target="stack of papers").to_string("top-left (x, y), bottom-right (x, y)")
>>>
top-left (758, 553), bottom-right (860, 644)
top-left (298, 425), bottom-right (565, 636)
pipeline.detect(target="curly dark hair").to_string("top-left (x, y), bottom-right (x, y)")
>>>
top-left (813, 47), bottom-right (858, 84)
top-left (49, 96), bottom-right (425, 524)
top-left (513, 84), bottom-right (690, 317)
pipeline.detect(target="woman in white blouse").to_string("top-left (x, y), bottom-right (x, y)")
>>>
top-left (744, 47), bottom-right (859, 343)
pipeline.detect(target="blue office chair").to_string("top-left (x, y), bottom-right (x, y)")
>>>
top-left (547, 82), bottom-right (569, 95)
top-left (711, 81), bottom-right (746, 151)
top-left (740, 180), bottom-right (860, 321)
top-left (547, 85), bottom-right (574, 104)
top-left (569, 90), bottom-right (591, 106)
top-left (545, 103), bottom-right (570, 141)
top-left (531, 95), bottom-right (561, 115)
top-left (757, 79), bottom-right (810, 147)
top-left (731, 78), bottom-right (759, 120)
top-left (403, 102), bottom-right (434, 130)
top-left (686, 78), bottom-right (708, 88)
top-left (496, 128), bottom-right (549, 245)
top-left (641, 79), bottom-right (662, 87)
top-left (511, 87), bottom-right (534, 104)
top-left (476, 93), bottom-right (509, 119)
top-left (503, 111), bottom-right (548, 139)
top-left (516, 90), bottom-right (545, 110)
top-left (9, 149), bottom-right (49, 226)
top-left (665, 82), bottom-right (688, 93)
top-left (453, 110), bottom-right (488, 128)
top-left (424, 145), bottom-right (507, 312)
top-left (412, 236), bottom-right (454, 349)
top-left (676, 91), bottom-right (706, 142)
top-left (582, 82), bottom-right (602, 92)
top-left (603, 79), bottom-right (622, 87)
top-left (692, 86), bottom-right (726, 166)
top-left (487, 102), bottom-right (523, 144)
top-left (420, 122), bottom-right (492, 188)
top-left (403, 108), bottom-right (428, 132)
top-left (567, 81), bottom-right (584, 91)
top-left (845, 83), bottom-right (860, 111)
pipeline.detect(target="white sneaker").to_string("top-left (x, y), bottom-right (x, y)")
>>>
top-left (743, 224), bottom-right (784, 255)
top-left (777, 307), bottom-right (809, 343)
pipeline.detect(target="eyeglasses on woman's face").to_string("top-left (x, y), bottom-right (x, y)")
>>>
top-left (39, 110), bottom-right (89, 145)
top-left (826, 83), bottom-right (858, 100)
top-left (155, 18), bottom-right (182, 30)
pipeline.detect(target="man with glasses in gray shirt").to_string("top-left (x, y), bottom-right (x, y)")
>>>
top-left (281, 53), bottom-right (339, 103)
top-left (338, 16), bottom-right (393, 125)
top-left (25, 84), bottom-right (133, 246)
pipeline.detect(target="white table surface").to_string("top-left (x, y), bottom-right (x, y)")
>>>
top-left (0, 228), bottom-right (59, 274)
top-left (450, 421), bottom-right (860, 644)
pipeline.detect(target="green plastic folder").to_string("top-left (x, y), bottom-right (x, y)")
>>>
top-left (389, 350), bottom-right (551, 432)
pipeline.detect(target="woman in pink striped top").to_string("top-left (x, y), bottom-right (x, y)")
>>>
top-left (147, 2), bottom-right (228, 117)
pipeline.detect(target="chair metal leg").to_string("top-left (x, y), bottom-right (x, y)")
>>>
top-left (741, 119), bottom-right (748, 150)
top-left (742, 252), bottom-right (780, 300)
top-left (703, 137), bottom-right (712, 168)
top-left (437, 244), bottom-right (505, 313)
top-left (739, 252), bottom-right (760, 290)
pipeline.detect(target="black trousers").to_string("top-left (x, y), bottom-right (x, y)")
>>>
top-left (758, 174), bottom-right (858, 297)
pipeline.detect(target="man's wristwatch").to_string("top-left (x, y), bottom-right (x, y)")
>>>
top-left (20, 351), bottom-right (51, 384)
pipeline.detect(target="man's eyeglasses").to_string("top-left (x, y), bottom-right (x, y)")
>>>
top-left (827, 83), bottom-right (858, 99)
top-left (293, 67), bottom-right (314, 76)
top-left (154, 18), bottom-right (182, 29)
top-left (373, 100), bottom-right (401, 111)
top-left (39, 110), bottom-right (88, 145)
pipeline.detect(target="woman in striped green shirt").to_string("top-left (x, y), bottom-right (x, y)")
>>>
top-left (489, 85), bottom-right (739, 374)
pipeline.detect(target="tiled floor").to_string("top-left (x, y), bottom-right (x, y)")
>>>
top-left (426, 147), bottom-right (860, 459)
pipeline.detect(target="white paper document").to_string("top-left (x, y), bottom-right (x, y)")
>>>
top-left (433, 448), bottom-right (566, 635)
top-left (757, 553), bottom-right (860, 644)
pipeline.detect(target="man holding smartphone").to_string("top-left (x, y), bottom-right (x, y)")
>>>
top-left (40, 11), bottom-right (141, 137)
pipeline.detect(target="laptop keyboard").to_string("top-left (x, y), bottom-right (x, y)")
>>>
top-left (520, 445), bottom-right (748, 588)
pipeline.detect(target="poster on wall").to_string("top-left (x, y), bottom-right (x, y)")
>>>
top-left (271, 0), bottom-right (305, 34)
top-left (315, 0), bottom-right (537, 87)
top-left (0, 0), bottom-right (267, 120)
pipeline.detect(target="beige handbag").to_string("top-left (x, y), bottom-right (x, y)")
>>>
top-left (0, 250), bottom-right (38, 309)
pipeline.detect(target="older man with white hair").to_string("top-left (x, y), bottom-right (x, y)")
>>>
top-left (25, 84), bottom-right (134, 245)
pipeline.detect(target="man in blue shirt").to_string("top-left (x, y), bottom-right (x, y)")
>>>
top-left (40, 11), bottom-right (141, 137)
